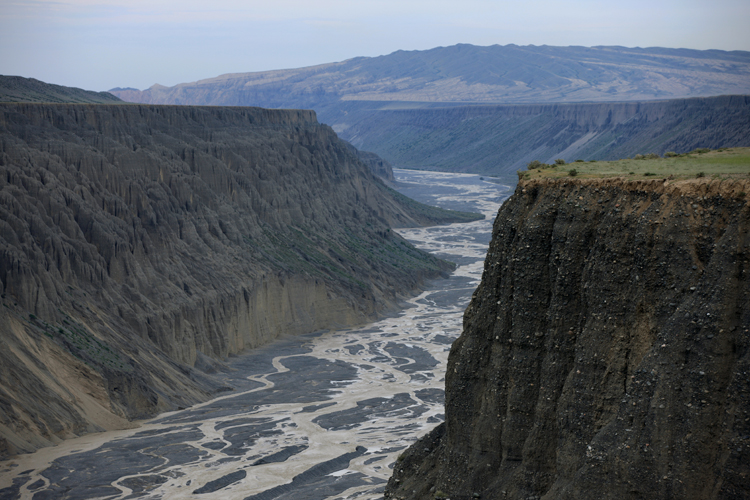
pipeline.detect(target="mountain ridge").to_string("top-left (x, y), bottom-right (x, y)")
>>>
top-left (110, 44), bottom-right (750, 107)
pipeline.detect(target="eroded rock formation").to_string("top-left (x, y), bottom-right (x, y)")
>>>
top-left (386, 177), bottom-right (750, 499)
top-left (0, 103), bottom-right (477, 458)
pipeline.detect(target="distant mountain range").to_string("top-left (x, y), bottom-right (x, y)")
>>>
top-left (109, 44), bottom-right (750, 109)
top-left (108, 44), bottom-right (750, 175)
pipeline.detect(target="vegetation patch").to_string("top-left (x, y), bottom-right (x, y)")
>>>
top-left (521, 147), bottom-right (750, 180)
top-left (26, 312), bottom-right (132, 372)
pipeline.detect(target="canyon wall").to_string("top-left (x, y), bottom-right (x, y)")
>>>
top-left (340, 95), bottom-right (750, 176)
top-left (109, 45), bottom-right (750, 109)
top-left (0, 103), bottom-right (476, 458)
top-left (386, 177), bottom-right (750, 499)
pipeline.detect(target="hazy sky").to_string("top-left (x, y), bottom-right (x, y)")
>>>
top-left (1, 0), bottom-right (749, 92)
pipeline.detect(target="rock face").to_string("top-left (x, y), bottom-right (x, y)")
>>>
top-left (386, 178), bottom-right (750, 499)
top-left (0, 103), bottom-right (476, 458)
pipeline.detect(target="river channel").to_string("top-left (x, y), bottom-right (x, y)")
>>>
top-left (0, 170), bottom-right (512, 500)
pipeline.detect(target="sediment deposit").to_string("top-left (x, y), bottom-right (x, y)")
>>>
top-left (386, 177), bottom-right (750, 499)
top-left (0, 103), bottom-right (475, 458)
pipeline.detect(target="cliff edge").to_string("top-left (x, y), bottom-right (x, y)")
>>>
top-left (386, 177), bottom-right (750, 499)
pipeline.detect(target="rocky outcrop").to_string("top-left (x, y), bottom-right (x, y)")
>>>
top-left (0, 103), bottom-right (476, 458)
top-left (386, 177), bottom-right (750, 499)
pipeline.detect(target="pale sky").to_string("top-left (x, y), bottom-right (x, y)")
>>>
top-left (1, 0), bottom-right (749, 92)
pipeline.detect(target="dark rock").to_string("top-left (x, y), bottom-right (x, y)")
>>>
top-left (386, 177), bottom-right (750, 499)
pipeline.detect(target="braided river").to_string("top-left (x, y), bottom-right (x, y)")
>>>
top-left (0, 170), bottom-right (511, 500)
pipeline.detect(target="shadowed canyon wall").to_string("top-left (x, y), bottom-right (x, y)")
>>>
top-left (339, 95), bottom-right (750, 176)
top-left (386, 177), bottom-right (750, 499)
top-left (0, 103), bottom-right (475, 458)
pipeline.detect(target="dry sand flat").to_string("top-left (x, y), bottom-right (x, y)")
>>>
top-left (0, 170), bottom-right (510, 500)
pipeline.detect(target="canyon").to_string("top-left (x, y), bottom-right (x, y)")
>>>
top-left (0, 169), bottom-right (508, 500)
top-left (0, 103), bottom-right (478, 459)
top-left (2, 68), bottom-right (749, 499)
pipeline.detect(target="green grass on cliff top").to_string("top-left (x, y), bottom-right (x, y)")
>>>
top-left (520, 147), bottom-right (750, 181)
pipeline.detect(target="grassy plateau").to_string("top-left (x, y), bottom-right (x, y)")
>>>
top-left (520, 147), bottom-right (750, 181)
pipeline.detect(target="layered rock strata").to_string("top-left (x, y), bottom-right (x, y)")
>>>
top-left (0, 103), bottom-right (475, 458)
top-left (386, 177), bottom-right (750, 499)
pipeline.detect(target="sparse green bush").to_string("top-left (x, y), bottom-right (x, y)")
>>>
top-left (691, 148), bottom-right (710, 154)
top-left (664, 151), bottom-right (679, 157)
top-left (555, 158), bottom-right (566, 165)
top-left (644, 172), bottom-right (655, 176)
top-left (527, 160), bottom-right (543, 170)
top-left (696, 172), bottom-right (705, 178)
top-left (568, 169), bottom-right (578, 177)
top-left (629, 172), bottom-right (635, 175)
top-left (634, 154), bottom-right (645, 160)
top-left (29, 313), bottom-right (36, 321)
top-left (645, 153), bottom-right (659, 159)
top-left (574, 159), bottom-right (584, 162)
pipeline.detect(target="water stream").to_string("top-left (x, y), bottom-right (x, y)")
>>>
top-left (0, 170), bottom-right (512, 500)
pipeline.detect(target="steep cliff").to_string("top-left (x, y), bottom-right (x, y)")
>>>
top-left (0, 103), bottom-right (477, 458)
top-left (386, 177), bottom-right (750, 499)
